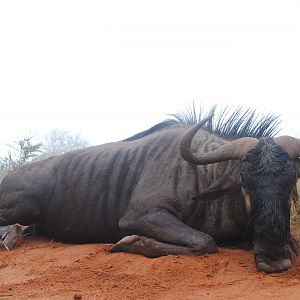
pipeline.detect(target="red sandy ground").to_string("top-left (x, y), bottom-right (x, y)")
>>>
top-left (0, 237), bottom-right (300, 299)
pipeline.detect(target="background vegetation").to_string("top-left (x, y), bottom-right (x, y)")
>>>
top-left (0, 129), bottom-right (89, 181)
top-left (291, 181), bottom-right (300, 243)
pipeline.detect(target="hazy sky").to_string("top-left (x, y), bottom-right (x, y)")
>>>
top-left (1, 1), bottom-right (300, 155)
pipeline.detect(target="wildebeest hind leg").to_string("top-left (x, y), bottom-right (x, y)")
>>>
top-left (0, 224), bottom-right (24, 250)
top-left (0, 191), bottom-right (43, 251)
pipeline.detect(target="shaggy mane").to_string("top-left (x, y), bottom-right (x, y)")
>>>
top-left (123, 104), bottom-right (281, 141)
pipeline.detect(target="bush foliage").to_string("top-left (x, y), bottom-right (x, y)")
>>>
top-left (0, 130), bottom-right (89, 180)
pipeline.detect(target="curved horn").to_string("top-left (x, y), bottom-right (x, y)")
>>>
top-left (179, 115), bottom-right (259, 165)
top-left (274, 136), bottom-right (300, 159)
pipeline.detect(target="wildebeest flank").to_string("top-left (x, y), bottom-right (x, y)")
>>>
top-left (0, 106), bottom-right (299, 273)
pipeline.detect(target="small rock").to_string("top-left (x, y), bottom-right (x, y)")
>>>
top-left (73, 293), bottom-right (82, 300)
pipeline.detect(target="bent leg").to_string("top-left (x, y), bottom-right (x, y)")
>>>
top-left (114, 210), bottom-right (217, 256)
top-left (0, 224), bottom-right (24, 250)
top-left (110, 235), bottom-right (196, 257)
top-left (0, 191), bottom-right (42, 250)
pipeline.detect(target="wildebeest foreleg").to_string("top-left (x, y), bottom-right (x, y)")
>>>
top-left (110, 235), bottom-right (195, 257)
top-left (112, 211), bottom-right (217, 257)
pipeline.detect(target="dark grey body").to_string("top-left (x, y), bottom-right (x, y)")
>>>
top-left (0, 125), bottom-right (247, 244)
top-left (1, 118), bottom-right (299, 274)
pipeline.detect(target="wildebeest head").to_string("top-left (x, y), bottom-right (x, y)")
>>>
top-left (179, 115), bottom-right (300, 273)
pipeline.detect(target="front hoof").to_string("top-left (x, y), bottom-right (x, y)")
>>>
top-left (192, 237), bottom-right (218, 255)
top-left (110, 235), bottom-right (141, 253)
top-left (255, 254), bottom-right (292, 273)
top-left (206, 238), bottom-right (218, 254)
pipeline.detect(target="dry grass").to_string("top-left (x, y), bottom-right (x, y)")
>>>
top-left (291, 180), bottom-right (300, 243)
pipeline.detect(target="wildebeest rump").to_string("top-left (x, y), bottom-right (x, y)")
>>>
top-left (0, 107), bottom-right (299, 273)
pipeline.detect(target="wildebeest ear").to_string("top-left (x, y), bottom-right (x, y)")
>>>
top-left (208, 161), bottom-right (241, 190)
top-left (192, 188), bottom-right (228, 201)
top-left (192, 161), bottom-right (241, 201)
top-left (192, 184), bottom-right (241, 201)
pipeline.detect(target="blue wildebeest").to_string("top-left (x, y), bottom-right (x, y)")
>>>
top-left (0, 107), bottom-right (299, 273)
